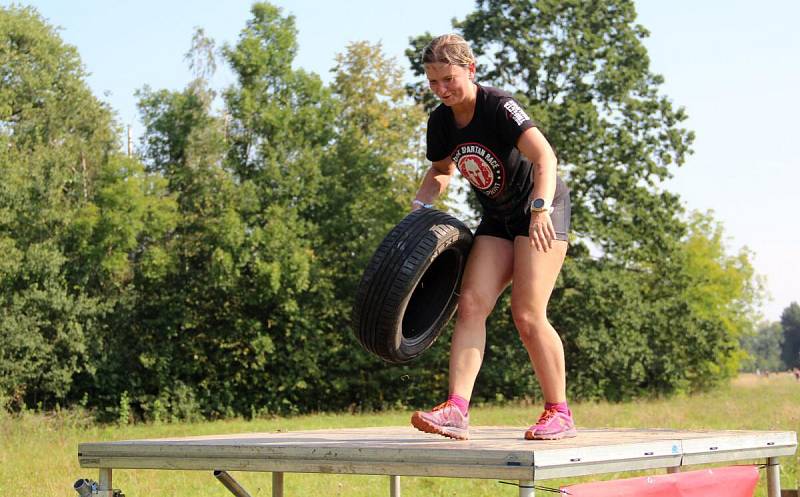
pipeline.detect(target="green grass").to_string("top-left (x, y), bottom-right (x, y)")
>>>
top-left (1, 373), bottom-right (798, 496)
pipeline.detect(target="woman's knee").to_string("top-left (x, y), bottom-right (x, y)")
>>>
top-left (511, 307), bottom-right (549, 341)
top-left (457, 289), bottom-right (495, 321)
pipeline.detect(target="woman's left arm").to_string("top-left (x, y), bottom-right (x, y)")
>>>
top-left (516, 126), bottom-right (559, 251)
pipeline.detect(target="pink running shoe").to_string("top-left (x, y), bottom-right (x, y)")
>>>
top-left (411, 400), bottom-right (470, 440)
top-left (524, 407), bottom-right (577, 440)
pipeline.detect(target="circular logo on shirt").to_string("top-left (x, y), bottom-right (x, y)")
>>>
top-left (459, 156), bottom-right (493, 189)
top-left (452, 143), bottom-right (504, 198)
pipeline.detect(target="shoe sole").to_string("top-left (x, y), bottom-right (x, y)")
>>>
top-left (411, 412), bottom-right (469, 440)
top-left (524, 427), bottom-right (577, 440)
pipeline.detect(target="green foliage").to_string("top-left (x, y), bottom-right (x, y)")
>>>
top-left (740, 322), bottom-right (785, 373)
top-left (679, 212), bottom-right (762, 380)
top-left (780, 302), bottom-right (800, 368)
top-left (0, 246), bottom-right (98, 405)
top-left (117, 391), bottom-right (131, 426)
top-left (1, 5), bottom-right (116, 408)
top-left (222, 3), bottom-right (336, 186)
top-left (94, 5), bottom-right (433, 419)
top-left (1, 1), bottom-right (769, 418)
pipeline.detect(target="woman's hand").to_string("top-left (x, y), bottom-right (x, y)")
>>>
top-left (411, 160), bottom-right (455, 212)
top-left (529, 210), bottom-right (556, 252)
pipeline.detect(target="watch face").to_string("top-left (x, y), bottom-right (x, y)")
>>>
top-left (532, 198), bottom-right (545, 209)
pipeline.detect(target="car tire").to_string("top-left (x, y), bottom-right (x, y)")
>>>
top-left (352, 208), bottom-right (473, 364)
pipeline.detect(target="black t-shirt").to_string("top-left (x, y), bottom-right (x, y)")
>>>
top-left (426, 84), bottom-right (566, 218)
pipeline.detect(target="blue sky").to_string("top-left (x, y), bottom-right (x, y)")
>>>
top-left (6, 0), bottom-right (799, 321)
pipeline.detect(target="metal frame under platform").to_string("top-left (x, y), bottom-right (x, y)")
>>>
top-left (78, 426), bottom-right (797, 496)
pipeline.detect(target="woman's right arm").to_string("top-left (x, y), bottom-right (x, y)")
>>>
top-left (411, 159), bottom-right (456, 210)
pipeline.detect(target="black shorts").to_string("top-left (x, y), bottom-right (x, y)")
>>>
top-left (474, 190), bottom-right (571, 242)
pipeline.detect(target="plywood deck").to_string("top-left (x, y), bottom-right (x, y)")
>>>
top-left (78, 427), bottom-right (797, 480)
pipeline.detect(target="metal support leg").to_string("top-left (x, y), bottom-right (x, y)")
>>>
top-left (95, 468), bottom-right (114, 497)
top-left (767, 457), bottom-right (781, 497)
top-left (214, 470), bottom-right (253, 497)
top-left (519, 480), bottom-right (535, 497)
top-left (390, 475), bottom-right (400, 497)
top-left (272, 472), bottom-right (284, 497)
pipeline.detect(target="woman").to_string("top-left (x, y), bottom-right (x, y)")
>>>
top-left (410, 34), bottom-right (575, 441)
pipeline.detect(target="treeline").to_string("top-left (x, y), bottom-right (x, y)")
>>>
top-left (0, 2), bottom-right (764, 421)
top-left (740, 302), bottom-right (800, 373)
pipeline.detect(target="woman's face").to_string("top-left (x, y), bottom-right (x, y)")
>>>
top-left (424, 62), bottom-right (475, 107)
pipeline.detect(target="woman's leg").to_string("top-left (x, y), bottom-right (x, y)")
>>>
top-left (448, 235), bottom-right (515, 400)
top-left (510, 237), bottom-right (568, 405)
top-left (411, 235), bottom-right (513, 439)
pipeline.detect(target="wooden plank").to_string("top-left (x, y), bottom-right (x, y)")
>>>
top-left (77, 455), bottom-right (534, 480)
top-left (681, 431), bottom-right (797, 465)
top-left (533, 438), bottom-right (683, 479)
top-left (77, 427), bottom-right (797, 481)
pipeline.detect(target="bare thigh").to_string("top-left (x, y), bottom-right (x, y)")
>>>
top-left (458, 235), bottom-right (514, 313)
top-left (510, 238), bottom-right (567, 317)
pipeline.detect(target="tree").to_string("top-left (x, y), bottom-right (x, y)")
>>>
top-left (677, 212), bottom-right (763, 383)
top-left (222, 3), bottom-right (336, 190)
top-left (781, 302), bottom-right (800, 369)
top-left (0, 6), bottom-right (175, 410)
top-left (740, 322), bottom-right (784, 373)
top-left (114, 4), bottom-right (345, 418)
top-left (1, 5), bottom-right (111, 408)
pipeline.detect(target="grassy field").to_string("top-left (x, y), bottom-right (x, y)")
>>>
top-left (1, 373), bottom-right (798, 497)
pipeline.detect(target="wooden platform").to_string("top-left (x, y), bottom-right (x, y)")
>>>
top-left (78, 427), bottom-right (796, 496)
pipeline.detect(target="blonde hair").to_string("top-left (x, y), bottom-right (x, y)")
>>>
top-left (421, 34), bottom-right (476, 67)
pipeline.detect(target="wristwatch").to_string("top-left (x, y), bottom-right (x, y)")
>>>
top-left (529, 198), bottom-right (549, 212)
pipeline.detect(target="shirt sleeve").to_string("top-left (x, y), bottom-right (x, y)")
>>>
top-left (495, 97), bottom-right (536, 146)
top-left (425, 109), bottom-right (450, 162)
